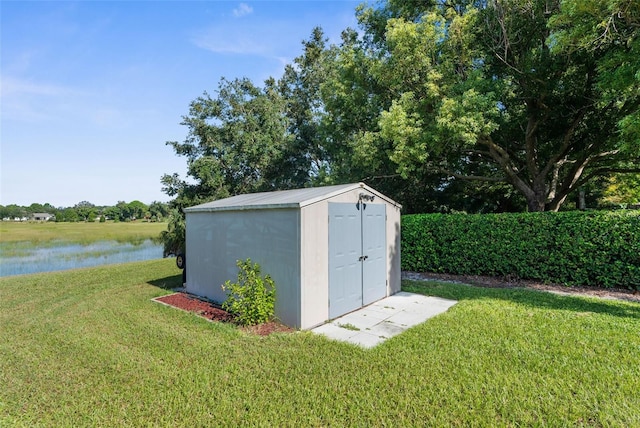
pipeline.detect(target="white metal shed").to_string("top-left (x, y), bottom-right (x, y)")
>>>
top-left (183, 182), bottom-right (401, 329)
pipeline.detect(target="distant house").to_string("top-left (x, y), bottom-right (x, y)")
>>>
top-left (30, 213), bottom-right (55, 221)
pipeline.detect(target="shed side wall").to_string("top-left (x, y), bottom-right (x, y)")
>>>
top-left (186, 209), bottom-right (301, 328)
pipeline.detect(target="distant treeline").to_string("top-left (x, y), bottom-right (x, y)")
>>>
top-left (0, 200), bottom-right (169, 222)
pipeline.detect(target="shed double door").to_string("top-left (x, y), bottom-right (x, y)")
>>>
top-left (328, 202), bottom-right (386, 319)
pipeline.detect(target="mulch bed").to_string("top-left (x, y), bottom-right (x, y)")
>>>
top-left (154, 292), bottom-right (294, 336)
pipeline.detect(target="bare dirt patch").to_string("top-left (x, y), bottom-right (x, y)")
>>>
top-left (403, 271), bottom-right (640, 303)
top-left (154, 292), bottom-right (294, 336)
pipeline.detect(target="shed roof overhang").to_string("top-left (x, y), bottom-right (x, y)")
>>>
top-left (184, 182), bottom-right (401, 213)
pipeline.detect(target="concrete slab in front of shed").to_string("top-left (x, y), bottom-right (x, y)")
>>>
top-left (311, 292), bottom-right (457, 348)
top-left (311, 323), bottom-right (360, 341)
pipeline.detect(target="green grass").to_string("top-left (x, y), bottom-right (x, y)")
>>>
top-left (0, 221), bottom-right (167, 244)
top-left (1, 260), bottom-right (639, 426)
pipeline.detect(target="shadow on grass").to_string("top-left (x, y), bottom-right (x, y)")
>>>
top-left (403, 279), bottom-right (640, 320)
top-left (148, 274), bottom-right (183, 290)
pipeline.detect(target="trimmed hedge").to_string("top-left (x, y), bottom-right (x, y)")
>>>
top-left (402, 210), bottom-right (640, 289)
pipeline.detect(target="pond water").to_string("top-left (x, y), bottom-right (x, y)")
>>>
top-left (0, 239), bottom-right (164, 277)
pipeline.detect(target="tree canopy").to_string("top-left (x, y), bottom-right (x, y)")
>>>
top-left (343, 0), bottom-right (640, 211)
top-left (0, 200), bottom-right (168, 222)
top-left (162, 77), bottom-right (296, 208)
top-left (163, 0), bottom-right (639, 216)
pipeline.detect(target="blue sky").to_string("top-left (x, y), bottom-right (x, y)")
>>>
top-left (1, 1), bottom-right (360, 207)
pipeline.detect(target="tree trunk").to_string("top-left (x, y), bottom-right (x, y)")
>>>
top-left (525, 179), bottom-right (548, 212)
top-left (527, 197), bottom-right (546, 212)
top-left (578, 187), bottom-right (586, 210)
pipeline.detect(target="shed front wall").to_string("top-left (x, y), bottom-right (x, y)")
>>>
top-left (299, 187), bottom-right (401, 329)
top-left (185, 209), bottom-right (301, 328)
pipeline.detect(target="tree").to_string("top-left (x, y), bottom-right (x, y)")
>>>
top-left (162, 77), bottom-right (292, 207)
top-left (315, 16), bottom-right (526, 213)
top-left (103, 205), bottom-right (122, 221)
top-left (600, 171), bottom-right (640, 206)
top-left (74, 201), bottom-right (96, 222)
top-left (316, 27), bottom-right (439, 212)
top-left (57, 207), bottom-right (79, 222)
top-left (160, 208), bottom-right (185, 257)
top-left (346, 0), bottom-right (640, 211)
top-left (278, 27), bottom-right (333, 186)
top-left (319, 27), bottom-right (395, 184)
top-left (127, 200), bottom-right (148, 220)
top-left (550, 0), bottom-right (639, 136)
top-left (148, 201), bottom-right (169, 221)
top-left (42, 203), bottom-right (57, 214)
top-left (0, 204), bottom-right (26, 220)
top-left (115, 201), bottom-right (131, 221)
top-left (26, 203), bottom-right (45, 214)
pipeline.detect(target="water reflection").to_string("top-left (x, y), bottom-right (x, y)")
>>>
top-left (0, 240), bottom-right (164, 277)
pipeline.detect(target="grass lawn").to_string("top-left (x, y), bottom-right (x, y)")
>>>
top-left (0, 221), bottom-right (167, 244)
top-left (1, 259), bottom-right (639, 426)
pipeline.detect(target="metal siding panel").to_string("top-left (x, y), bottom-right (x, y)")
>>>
top-left (186, 209), bottom-right (301, 328)
top-left (185, 213), bottom-right (228, 303)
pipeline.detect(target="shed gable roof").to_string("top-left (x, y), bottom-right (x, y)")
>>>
top-left (184, 182), bottom-right (400, 213)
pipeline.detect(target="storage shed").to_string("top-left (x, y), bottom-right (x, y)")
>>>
top-left (184, 182), bottom-right (401, 329)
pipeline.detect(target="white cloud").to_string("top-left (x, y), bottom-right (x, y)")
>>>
top-left (191, 20), bottom-right (283, 56)
top-left (89, 108), bottom-right (123, 127)
top-left (192, 30), bottom-right (269, 56)
top-left (0, 75), bottom-right (67, 97)
top-left (0, 75), bottom-right (78, 122)
top-left (232, 3), bottom-right (253, 18)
